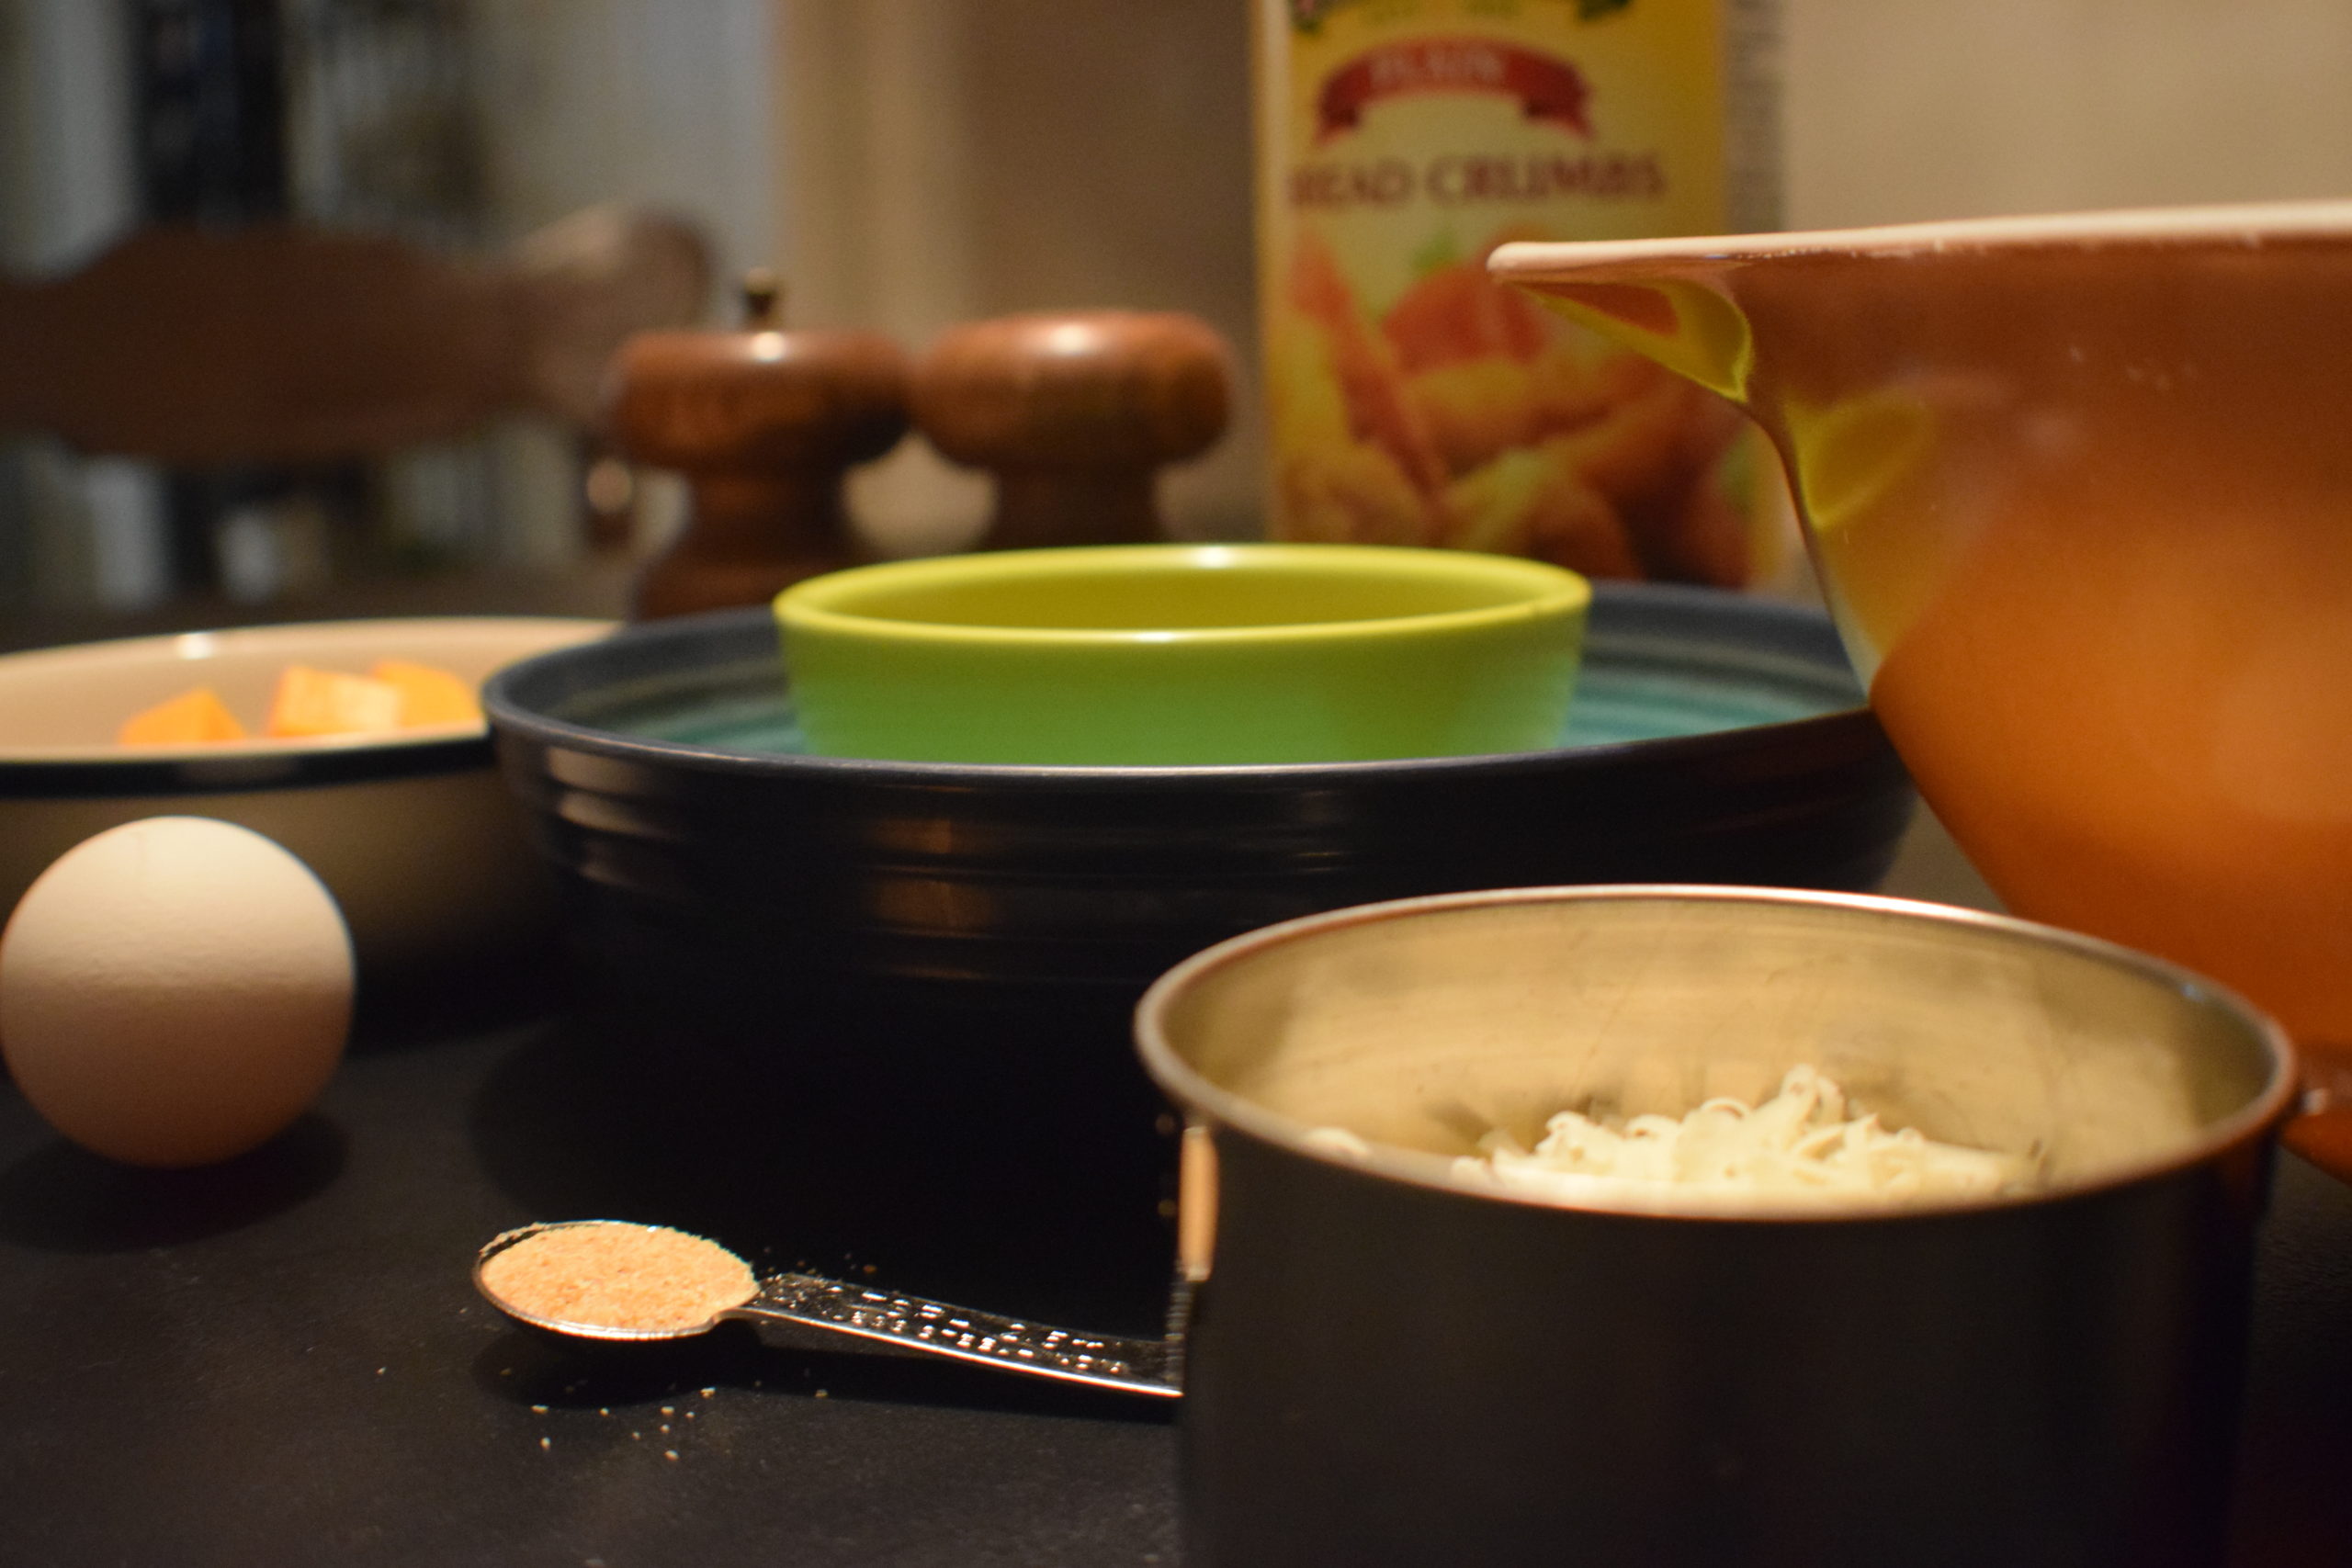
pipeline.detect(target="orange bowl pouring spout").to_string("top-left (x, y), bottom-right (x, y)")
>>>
top-left (1494, 205), bottom-right (2352, 1095)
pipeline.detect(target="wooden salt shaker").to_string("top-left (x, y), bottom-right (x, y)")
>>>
top-left (607, 273), bottom-right (910, 619)
top-left (911, 310), bottom-right (1232, 549)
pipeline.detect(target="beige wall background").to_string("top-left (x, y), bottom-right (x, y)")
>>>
top-left (1784, 0), bottom-right (2352, 227)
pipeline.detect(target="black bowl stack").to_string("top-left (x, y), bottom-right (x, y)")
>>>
top-left (484, 583), bottom-right (1913, 1327)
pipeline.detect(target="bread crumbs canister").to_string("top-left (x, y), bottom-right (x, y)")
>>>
top-left (1254, 0), bottom-right (1786, 587)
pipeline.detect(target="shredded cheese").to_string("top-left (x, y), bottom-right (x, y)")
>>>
top-left (1454, 1065), bottom-right (2031, 1207)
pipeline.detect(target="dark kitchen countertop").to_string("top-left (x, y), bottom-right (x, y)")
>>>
top-left (0, 970), bottom-right (1181, 1568)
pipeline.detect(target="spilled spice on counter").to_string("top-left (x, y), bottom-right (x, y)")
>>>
top-left (481, 1223), bottom-right (758, 1335)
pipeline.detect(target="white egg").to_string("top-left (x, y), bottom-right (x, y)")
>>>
top-left (0, 816), bottom-right (353, 1167)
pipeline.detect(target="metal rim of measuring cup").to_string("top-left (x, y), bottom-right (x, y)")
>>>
top-left (1131, 882), bottom-right (2303, 1224)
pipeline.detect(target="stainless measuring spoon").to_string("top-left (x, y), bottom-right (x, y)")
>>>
top-left (474, 1220), bottom-right (1182, 1400)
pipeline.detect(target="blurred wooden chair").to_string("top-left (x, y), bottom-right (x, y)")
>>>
top-left (0, 206), bottom-right (708, 615)
top-left (0, 205), bottom-right (708, 466)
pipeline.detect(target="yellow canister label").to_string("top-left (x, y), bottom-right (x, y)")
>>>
top-left (1257, 0), bottom-right (1781, 585)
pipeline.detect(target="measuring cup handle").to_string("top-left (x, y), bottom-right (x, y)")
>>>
top-left (2284, 1043), bottom-right (2352, 1183)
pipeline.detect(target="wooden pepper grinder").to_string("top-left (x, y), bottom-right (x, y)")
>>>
top-left (910, 310), bottom-right (1232, 549)
top-left (606, 272), bottom-right (910, 619)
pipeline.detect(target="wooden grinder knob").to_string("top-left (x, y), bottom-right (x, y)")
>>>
top-left (911, 310), bottom-right (1232, 550)
top-left (607, 273), bottom-right (910, 619)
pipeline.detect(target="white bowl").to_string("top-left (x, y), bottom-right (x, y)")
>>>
top-left (0, 617), bottom-right (609, 982)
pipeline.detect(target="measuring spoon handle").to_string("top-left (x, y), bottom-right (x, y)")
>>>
top-left (729, 1273), bottom-right (1182, 1399)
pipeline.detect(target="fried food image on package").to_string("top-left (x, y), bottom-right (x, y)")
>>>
top-left (1272, 230), bottom-right (1758, 587)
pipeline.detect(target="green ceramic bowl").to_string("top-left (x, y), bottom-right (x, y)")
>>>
top-left (772, 544), bottom-right (1589, 766)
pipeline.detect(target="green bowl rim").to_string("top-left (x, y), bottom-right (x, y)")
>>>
top-left (773, 543), bottom-right (1591, 650)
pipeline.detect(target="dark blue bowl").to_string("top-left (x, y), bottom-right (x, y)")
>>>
top-left (482, 582), bottom-right (1912, 1325)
